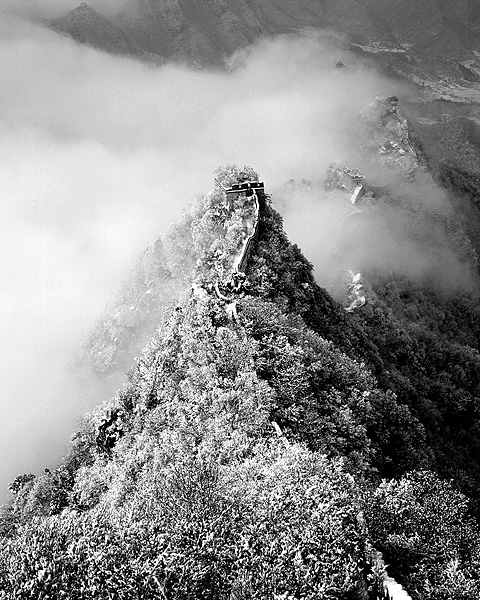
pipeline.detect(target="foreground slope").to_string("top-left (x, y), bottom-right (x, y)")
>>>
top-left (2, 166), bottom-right (480, 598)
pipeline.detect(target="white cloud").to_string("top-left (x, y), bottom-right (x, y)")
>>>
top-left (0, 10), bottom-right (404, 497)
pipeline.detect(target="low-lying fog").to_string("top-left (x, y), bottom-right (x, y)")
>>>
top-left (0, 4), bottom-right (458, 498)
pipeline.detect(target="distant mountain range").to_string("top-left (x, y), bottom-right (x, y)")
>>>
top-left (44, 1), bottom-right (480, 180)
top-left (46, 1), bottom-right (480, 94)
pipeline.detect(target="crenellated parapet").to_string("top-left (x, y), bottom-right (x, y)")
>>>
top-left (191, 169), bottom-right (265, 321)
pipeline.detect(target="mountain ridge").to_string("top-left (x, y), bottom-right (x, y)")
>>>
top-left (3, 5), bottom-right (480, 597)
top-left (2, 162), bottom-right (480, 597)
top-left (46, 0), bottom-right (480, 85)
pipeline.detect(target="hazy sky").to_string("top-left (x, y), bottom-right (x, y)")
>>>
top-left (0, 6), bottom-right (408, 497)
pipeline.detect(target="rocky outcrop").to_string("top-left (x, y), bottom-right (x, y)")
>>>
top-left (324, 162), bottom-right (367, 205)
top-left (360, 95), bottom-right (428, 180)
top-left (344, 269), bottom-right (366, 312)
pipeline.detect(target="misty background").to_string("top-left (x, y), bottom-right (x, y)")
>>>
top-left (0, 5), bottom-right (421, 498)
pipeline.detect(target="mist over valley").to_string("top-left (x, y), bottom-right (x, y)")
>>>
top-left (1, 2), bottom-right (480, 598)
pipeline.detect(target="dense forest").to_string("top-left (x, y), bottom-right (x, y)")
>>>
top-left (1, 163), bottom-right (480, 599)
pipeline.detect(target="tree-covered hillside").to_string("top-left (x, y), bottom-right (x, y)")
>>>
top-left (2, 165), bottom-right (480, 598)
